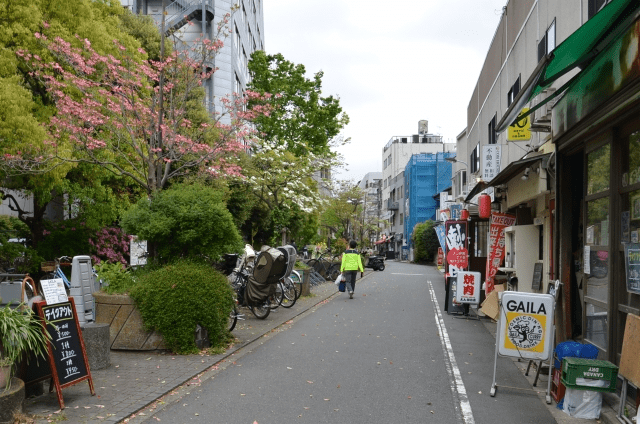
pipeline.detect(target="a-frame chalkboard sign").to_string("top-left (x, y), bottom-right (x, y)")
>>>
top-left (33, 298), bottom-right (95, 409)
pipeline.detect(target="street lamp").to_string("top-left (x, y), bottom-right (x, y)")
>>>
top-left (347, 198), bottom-right (364, 243)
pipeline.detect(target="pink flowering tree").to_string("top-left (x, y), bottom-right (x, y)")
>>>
top-left (6, 15), bottom-right (271, 198)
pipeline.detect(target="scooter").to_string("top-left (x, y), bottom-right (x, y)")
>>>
top-left (363, 255), bottom-right (385, 271)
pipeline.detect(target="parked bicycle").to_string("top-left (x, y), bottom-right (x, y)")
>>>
top-left (40, 256), bottom-right (72, 292)
top-left (306, 249), bottom-right (341, 281)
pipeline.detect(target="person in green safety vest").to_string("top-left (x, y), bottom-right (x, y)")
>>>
top-left (340, 240), bottom-right (364, 299)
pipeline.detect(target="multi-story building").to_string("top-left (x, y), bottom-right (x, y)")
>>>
top-left (121, 0), bottom-right (265, 119)
top-left (357, 172), bottom-right (382, 246)
top-left (453, 0), bottom-right (640, 390)
top-left (381, 121), bottom-right (455, 256)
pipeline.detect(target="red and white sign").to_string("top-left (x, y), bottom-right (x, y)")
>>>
top-left (457, 271), bottom-right (481, 304)
top-left (485, 212), bottom-right (516, 294)
top-left (447, 248), bottom-right (469, 269)
top-left (437, 247), bottom-right (444, 266)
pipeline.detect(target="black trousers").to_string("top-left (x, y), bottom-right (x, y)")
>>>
top-left (344, 270), bottom-right (357, 292)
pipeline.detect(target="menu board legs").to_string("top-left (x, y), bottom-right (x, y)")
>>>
top-left (33, 298), bottom-right (95, 409)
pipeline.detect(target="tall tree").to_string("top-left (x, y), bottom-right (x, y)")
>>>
top-left (4, 13), bottom-right (269, 199)
top-left (0, 0), bottom-right (161, 245)
top-left (247, 51), bottom-right (349, 156)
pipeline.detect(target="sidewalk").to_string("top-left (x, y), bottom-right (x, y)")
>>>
top-left (24, 280), bottom-right (342, 423)
top-left (473, 309), bottom-right (623, 424)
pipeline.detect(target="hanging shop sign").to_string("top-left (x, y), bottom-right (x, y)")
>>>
top-left (497, 292), bottom-right (555, 360)
top-left (457, 271), bottom-right (481, 304)
top-left (485, 213), bottom-right (516, 294)
top-left (445, 220), bottom-right (468, 276)
top-left (624, 243), bottom-right (640, 295)
top-left (482, 145), bottom-right (502, 181)
top-left (507, 108), bottom-right (531, 141)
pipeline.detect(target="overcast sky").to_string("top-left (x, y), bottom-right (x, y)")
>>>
top-left (263, 0), bottom-right (508, 182)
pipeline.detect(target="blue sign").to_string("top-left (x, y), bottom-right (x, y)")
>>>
top-left (435, 224), bottom-right (446, 250)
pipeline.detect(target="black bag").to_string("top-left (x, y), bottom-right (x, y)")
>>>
top-left (338, 281), bottom-right (346, 292)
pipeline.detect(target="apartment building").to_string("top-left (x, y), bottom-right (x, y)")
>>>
top-left (357, 172), bottom-right (382, 246)
top-left (381, 122), bottom-right (455, 255)
top-left (121, 0), bottom-right (265, 119)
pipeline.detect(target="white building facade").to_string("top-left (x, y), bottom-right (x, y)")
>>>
top-left (121, 0), bottom-right (265, 119)
top-left (381, 123), bottom-right (455, 255)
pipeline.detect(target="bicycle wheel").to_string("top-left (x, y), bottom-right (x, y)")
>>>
top-left (290, 270), bottom-right (302, 300)
top-left (249, 301), bottom-right (270, 319)
top-left (228, 304), bottom-right (238, 332)
top-left (269, 281), bottom-right (284, 309)
top-left (280, 278), bottom-right (297, 308)
top-left (306, 259), bottom-right (322, 274)
top-left (328, 264), bottom-right (341, 282)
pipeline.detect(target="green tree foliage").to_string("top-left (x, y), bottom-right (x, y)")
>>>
top-left (120, 183), bottom-right (243, 262)
top-left (129, 260), bottom-right (235, 354)
top-left (319, 184), bottom-right (365, 242)
top-left (0, 0), bottom-right (159, 244)
top-left (412, 220), bottom-right (440, 263)
top-left (247, 50), bottom-right (349, 156)
top-left (0, 216), bottom-right (43, 274)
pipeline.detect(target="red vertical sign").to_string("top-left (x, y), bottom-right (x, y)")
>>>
top-left (485, 213), bottom-right (516, 294)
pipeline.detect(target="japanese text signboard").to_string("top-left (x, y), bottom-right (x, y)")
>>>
top-left (457, 271), bottom-right (481, 304)
top-left (445, 220), bottom-right (468, 277)
top-left (497, 292), bottom-right (555, 360)
top-left (482, 145), bottom-right (502, 181)
top-left (34, 299), bottom-right (95, 409)
top-left (485, 213), bottom-right (516, 294)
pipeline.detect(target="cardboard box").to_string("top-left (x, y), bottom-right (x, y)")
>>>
top-left (479, 284), bottom-right (505, 321)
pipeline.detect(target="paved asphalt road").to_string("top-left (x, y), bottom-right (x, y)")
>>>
top-left (140, 261), bottom-right (558, 424)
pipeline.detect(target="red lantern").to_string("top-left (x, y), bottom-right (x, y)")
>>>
top-left (460, 209), bottom-right (470, 220)
top-left (478, 194), bottom-right (491, 219)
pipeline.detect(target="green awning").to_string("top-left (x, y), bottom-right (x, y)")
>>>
top-left (497, 0), bottom-right (640, 133)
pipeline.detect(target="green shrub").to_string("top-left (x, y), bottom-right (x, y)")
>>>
top-left (0, 216), bottom-right (43, 274)
top-left (128, 260), bottom-right (234, 354)
top-left (412, 220), bottom-right (439, 263)
top-left (121, 183), bottom-right (243, 263)
top-left (95, 262), bottom-right (138, 294)
top-left (332, 238), bottom-right (348, 256)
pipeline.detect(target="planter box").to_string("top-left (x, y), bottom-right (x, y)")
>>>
top-left (295, 269), bottom-right (311, 296)
top-left (93, 292), bottom-right (165, 351)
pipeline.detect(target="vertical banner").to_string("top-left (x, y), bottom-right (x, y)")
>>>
top-left (485, 213), bottom-right (516, 294)
top-left (482, 145), bottom-right (502, 181)
top-left (445, 220), bottom-right (468, 277)
top-left (434, 224), bottom-right (446, 251)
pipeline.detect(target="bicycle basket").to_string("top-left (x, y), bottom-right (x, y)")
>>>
top-left (41, 261), bottom-right (56, 272)
top-left (252, 246), bottom-right (287, 284)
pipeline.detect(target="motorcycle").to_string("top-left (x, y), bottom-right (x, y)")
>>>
top-left (363, 254), bottom-right (385, 271)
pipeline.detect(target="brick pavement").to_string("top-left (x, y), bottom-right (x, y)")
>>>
top-left (24, 280), bottom-right (341, 423)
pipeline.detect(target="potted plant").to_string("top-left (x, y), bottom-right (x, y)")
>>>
top-left (0, 299), bottom-right (51, 391)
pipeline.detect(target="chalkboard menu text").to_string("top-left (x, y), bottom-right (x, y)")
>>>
top-left (33, 298), bottom-right (95, 409)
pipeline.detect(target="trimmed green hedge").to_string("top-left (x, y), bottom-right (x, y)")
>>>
top-left (129, 260), bottom-right (234, 354)
top-left (412, 220), bottom-right (440, 263)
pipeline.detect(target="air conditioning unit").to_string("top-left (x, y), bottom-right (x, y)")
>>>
top-left (533, 88), bottom-right (556, 123)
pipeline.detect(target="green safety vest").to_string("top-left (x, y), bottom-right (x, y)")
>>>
top-left (340, 249), bottom-right (364, 272)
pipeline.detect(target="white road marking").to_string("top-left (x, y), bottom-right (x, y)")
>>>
top-left (390, 273), bottom-right (425, 276)
top-left (428, 280), bottom-right (475, 424)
